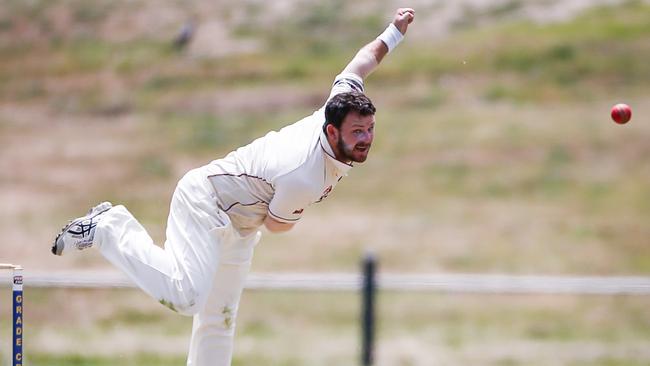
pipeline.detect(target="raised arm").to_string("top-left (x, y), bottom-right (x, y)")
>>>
top-left (342, 8), bottom-right (415, 80)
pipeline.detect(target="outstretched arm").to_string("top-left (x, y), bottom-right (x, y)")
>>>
top-left (342, 8), bottom-right (415, 80)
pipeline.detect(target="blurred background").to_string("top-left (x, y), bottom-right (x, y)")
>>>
top-left (0, 0), bottom-right (649, 365)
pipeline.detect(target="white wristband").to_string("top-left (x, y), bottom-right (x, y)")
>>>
top-left (376, 23), bottom-right (404, 53)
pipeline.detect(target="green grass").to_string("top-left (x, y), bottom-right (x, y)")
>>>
top-left (4, 2), bottom-right (649, 104)
top-left (1, 1), bottom-right (647, 123)
top-left (387, 2), bottom-right (650, 102)
top-left (25, 354), bottom-right (186, 366)
top-left (1, 288), bottom-right (649, 365)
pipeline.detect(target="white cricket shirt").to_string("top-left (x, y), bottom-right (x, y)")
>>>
top-left (203, 73), bottom-right (365, 235)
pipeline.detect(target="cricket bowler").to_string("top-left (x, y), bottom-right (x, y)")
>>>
top-left (53, 8), bottom-right (415, 365)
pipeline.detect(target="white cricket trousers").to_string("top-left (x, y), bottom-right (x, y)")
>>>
top-left (94, 167), bottom-right (261, 366)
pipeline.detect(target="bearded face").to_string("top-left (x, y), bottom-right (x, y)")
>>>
top-left (328, 111), bottom-right (375, 163)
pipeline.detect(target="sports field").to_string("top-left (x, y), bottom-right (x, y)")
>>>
top-left (1, 0), bottom-right (649, 365)
top-left (2, 288), bottom-right (650, 365)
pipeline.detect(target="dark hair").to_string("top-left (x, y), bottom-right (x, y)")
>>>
top-left (323, 91), bottom-right (376, 133)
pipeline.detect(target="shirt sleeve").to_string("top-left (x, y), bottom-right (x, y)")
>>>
top-left (267, 179), bottom-right (311, 223)
top-left (327, 72), bottom-right (365, 100)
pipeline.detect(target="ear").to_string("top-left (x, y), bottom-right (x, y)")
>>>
top-left (326, 123), bottom-right (339, 139)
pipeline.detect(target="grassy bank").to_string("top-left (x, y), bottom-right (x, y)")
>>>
top-left (1, 1), bottom-right (648, 274)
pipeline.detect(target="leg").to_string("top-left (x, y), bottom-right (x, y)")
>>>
top-left (96, 168), bottom-right (228, 315)
top-left (186, 229), bottom-right (261, 366)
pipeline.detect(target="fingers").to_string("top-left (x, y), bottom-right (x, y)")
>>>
top-left (398, 8), bottom-right (415, 16)
top-left (391, 7), bottom-right (415, 34)
top-left (396, 8), bottom-right (415, 24)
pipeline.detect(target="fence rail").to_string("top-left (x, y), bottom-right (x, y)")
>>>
top-left (2, 271), bottom-right (650, 295)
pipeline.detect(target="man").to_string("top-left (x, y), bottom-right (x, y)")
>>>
top-left (53, 8), bottom-right (415, 366)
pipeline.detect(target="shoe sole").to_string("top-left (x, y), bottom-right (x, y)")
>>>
top-left (51, 203), bottom-right (113, 256)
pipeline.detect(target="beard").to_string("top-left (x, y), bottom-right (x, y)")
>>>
top-left (337, 135), bottom-right (371, 163)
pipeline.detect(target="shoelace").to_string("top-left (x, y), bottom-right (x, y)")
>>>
top-left (67, 219), bottom-right (97, 237)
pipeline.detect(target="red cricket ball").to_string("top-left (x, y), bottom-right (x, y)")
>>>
top-left (611, 103), bottom-right (632, 124)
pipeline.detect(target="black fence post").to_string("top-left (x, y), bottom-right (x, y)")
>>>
top-left (361, 253), bottom-right (376, 366)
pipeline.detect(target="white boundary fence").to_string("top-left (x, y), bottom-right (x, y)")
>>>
top-left (1, 271), bottom-right (650, 295)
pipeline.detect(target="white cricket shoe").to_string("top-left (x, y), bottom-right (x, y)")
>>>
top-left (52, 202), bottom-right (113, 256)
